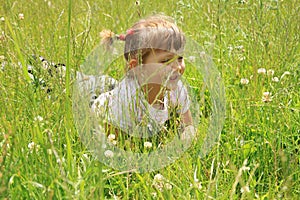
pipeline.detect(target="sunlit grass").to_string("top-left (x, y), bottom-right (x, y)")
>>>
top-left (0, 0), bottom-right (299, 199)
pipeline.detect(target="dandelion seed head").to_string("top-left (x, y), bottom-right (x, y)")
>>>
top-left (104, 150), bottom-right (114, 158)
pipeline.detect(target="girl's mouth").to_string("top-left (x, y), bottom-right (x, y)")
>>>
top-left (168, 73), bottom-right (180, 81)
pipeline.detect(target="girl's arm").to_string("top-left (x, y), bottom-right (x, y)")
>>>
top-left (180, 109), bottom-right (196, 140)
top-left (181, 109), bottom-right (193, 126)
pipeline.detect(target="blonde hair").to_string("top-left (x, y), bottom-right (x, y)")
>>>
top-left (101, 14), bottom-right (185, 63)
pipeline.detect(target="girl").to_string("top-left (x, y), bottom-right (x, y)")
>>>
top-left (89, 14), bottom-right (195, 140)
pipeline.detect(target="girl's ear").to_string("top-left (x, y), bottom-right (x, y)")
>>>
top-left (129, 59), bottom-right (138, 69)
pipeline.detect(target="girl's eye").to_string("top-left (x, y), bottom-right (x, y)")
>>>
top-left (161, 59), bottom-right (172, 63)
top-left (161, 56), bottom-right (183, 64)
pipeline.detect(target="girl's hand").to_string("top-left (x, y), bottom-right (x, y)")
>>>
top-left (180, 125), bottom-right (196, 141)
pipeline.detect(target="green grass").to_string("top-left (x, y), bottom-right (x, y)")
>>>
top-left (0, 0), bottom-right (299, 199)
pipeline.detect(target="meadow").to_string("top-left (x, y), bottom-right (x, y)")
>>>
top-left (0, 0), bottom-right (299, 199)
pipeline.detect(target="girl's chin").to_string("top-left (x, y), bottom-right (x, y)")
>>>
top-left (165, 82), bottom-right (179, 90)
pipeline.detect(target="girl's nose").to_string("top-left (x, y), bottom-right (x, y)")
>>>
top-left (172, 59), bottom-right (185, 74)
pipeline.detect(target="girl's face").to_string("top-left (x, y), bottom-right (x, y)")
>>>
top-left (140, 49), bottom-right (185, 90)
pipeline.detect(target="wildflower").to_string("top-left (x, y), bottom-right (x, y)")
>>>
top-left (154, 173), bottom-right (164, 182)
top-left (104, 150), bottom-right (114, 158)
top-left (165, 183), bottom-right (172, 190)
top-left (135, 1), bottom-right (140, 5)
top-left (267, 69), bottom-right (275, 76)
top-left (235, 45), bottom-right (244, 50)
top-left (257, 68), bottom-right (266, 74)
top-left (0, 55), bottom-right (5, 61)
top-left (0, 17), bottom-right (4, 22)
top-left (240, 78), bottom-right (249, 85)
top-left (240, 185), bottom-right (250, 193)
top-left (151, 192), bottom-right (157, 198)
top-left (153, 174), bottom-right (164, 191)
top-left (34, 115), bottom-right (43, 122)
top-left (262, 92), bottom-right (272, 102)
top-left (272, 77), bottom-right (279, 82)
top-left (28, 142), bottom-right (40, 153)
top-left (18, 13), bottom-right (24, 20)
top-left (188, 56), bottom-right (196, 63)
top-left (107, 134), bottom-right (116, 142)
top-left (144, 141), bottom-right (152, 148)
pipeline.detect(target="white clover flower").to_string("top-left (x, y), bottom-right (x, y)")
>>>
top-left (104, 150), bottom-right (114, 158)
top-left (28, 142), bottom-right (40, 153)
top-left (267, 69), bottom-right (275, 76)
top-left (240, 78), bottom-right (249, 85)
top-left (144, 141), bottom-right (152, 148)
top-left (107, 134), bottom-right (116, 141)
top-left (154, 173), bottom-right (164, 182)
top-left (28, 142), bottom-right (34, 149)
top-left (34, 115), bottom-right (44, 122)
top-left (0, 17), bottom-right (4, 22)
top-left (151, 192), bottom-right (157, 198)
top-left (240, 185), bottom-right (250, 193)
top-left (165, 183), bottom-right (172, 190)
top-left (262, 92), bottom-right (272, 102)
top-left (18, 13), bottom-right (24, 20)
top-left (257, 68), bottom-right (266, 74)
top-left (272, 77), bottom-right (279, 82)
